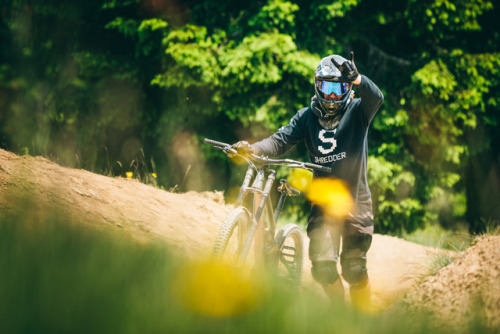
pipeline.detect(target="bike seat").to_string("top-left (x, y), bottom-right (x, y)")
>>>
top-left (278, 179), bottom-right (300, 196)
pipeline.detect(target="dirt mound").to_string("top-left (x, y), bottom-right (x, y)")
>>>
top-left (0, 148), bottom-right (231, 256)
top-left (406, 235), bottom-right (500, 330)
top-left (0, 148), bottom-right (441, 309)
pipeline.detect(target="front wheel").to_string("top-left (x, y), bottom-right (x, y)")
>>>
top-left (212, 207), bottom-right (249, 264)
top-left (274, 223), bottom-right (304, 285)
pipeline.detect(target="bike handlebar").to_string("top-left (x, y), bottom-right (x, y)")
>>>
top-left (204, 138), bottom-right (230, 147)
top-left (204, 138), bottom-right (332, 173)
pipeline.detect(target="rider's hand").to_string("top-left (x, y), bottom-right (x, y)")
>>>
top-left (331, 51), bottom-right (360, 83)
top-left (231, 140), bottom-right (255, 155)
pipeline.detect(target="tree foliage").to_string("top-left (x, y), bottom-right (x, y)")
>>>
top-left (0, 0), bottom-right (498, 234)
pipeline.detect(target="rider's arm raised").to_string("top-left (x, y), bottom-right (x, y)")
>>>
top-left (354, 75), bottom-right (384, 126)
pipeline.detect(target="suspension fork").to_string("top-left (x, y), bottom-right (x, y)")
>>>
top-left (237, 169), bottom-right (276, 266)
top-left (235, 166), bottom-right (254, 206)
top-left (253, 169), bottom-right (275, 219)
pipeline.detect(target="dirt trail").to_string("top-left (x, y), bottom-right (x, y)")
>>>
top-left (0, 149), bottom-right (444, 309)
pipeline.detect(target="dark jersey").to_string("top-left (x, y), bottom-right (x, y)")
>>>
top-left (253, 75), bottom-right (383, 221)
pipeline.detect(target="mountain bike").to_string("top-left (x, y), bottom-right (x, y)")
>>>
top-left (204, 138), bottom-right (331, 285)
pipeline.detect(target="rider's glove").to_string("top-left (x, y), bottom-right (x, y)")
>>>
top-left (231, 140), bottom-right (255, 155)
top-left (331, 51), bottom-right (360, 83)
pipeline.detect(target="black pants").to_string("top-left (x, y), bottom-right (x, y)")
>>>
top-left (307, 203), bottom-right (373, 287)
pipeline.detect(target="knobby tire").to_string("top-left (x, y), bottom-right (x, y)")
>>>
top-left (212, 207), bottom-right (249, 263)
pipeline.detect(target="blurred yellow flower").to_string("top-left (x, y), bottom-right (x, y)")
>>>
top-left (172, 259), bottom-right (263, 317)
top-left (229, 155), bottom-right (247, 165)
top-left (126, 172), bottom-right (133, 179)
top-left (288, 168), bottom-right (313, 192)
top-left (306, 178), bottom-right (354, 219)
top-left (151, 173), bottom-right (157, 178)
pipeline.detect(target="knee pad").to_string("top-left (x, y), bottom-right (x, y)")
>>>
top-left (341, 258), bottom-right (368, 286)
top-left (340, 234), bottom-right (371, 286)
top-left (311, 261), bottom-right (339, 285)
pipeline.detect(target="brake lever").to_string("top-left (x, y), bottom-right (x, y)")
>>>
top-left (212, 145), bottom-right (237, 155)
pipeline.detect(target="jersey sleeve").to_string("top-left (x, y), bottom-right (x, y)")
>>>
top-left (252, 110), bottom-right (306, 157)
top-left (355, 75), bottom-right (384, 125)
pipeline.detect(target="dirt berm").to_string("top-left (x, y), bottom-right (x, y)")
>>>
top-left (406, 234), bottom-right (500, 330)
top-left (2, 148), bottom-right (496, 315)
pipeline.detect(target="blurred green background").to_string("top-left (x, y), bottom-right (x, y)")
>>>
top-left (0, 0), bottom-right (499, 235)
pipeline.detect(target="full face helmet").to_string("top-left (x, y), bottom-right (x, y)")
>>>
top-left (314, 55), bottom-right (353, 117)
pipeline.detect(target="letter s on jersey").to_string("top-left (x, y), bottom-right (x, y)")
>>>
top-left (318, 129), bottom-right (337, 154)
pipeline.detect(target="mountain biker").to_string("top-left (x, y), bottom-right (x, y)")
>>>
top-left (233, 52), bottom-right (383, 310)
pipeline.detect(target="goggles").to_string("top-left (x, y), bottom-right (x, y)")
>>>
top-left (318, 81), bottom-right (350, 96)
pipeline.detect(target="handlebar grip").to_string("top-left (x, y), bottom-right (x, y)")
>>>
top-left (204, 138), bottom-right (230, 147)
top-left (304, 162), bottom-right (332, 173)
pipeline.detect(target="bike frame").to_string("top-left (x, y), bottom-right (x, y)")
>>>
top-left (204, 138), bottom-right (331, 267)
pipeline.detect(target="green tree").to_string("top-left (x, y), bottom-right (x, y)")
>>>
top-left (1, 0), bottom-right (498, 234)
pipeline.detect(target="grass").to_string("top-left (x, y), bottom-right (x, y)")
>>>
top-left (482, 218), bottom-right (500, 236)
top-left (402, 224), bottom-right (465, 285)
top-left (102, 146), bottom-right (159, 187)
top-left (408, 249), bottom-right (456, 286)
top-left (402, 223), bottom-right (472, 251)
top-left (0, 208), bottom-right (495, 334)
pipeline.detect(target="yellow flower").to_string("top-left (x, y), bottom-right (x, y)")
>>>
top-left (151, 173), bottom-right (157, 178)
top-left (172, 259), bottom-right (263, 317)
top-left (288, 168), bottom-right (313, 192)
top-left (126, 172), bottom-right (133, 179)
top-left (306, 178), bottom-right (354, 219)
